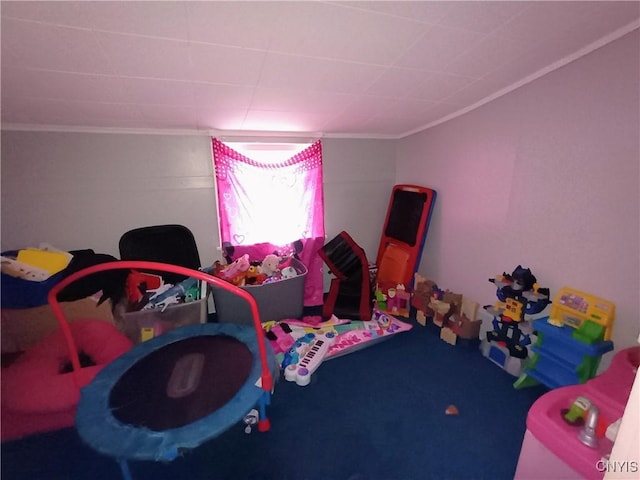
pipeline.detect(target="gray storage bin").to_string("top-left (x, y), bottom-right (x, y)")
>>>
top-left (211, 257), bottom-right (307, 324)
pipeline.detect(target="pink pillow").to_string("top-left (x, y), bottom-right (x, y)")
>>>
top-left (2, 319), bottom-right (132, 413)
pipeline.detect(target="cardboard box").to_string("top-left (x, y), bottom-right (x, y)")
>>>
top-left (210, 257), bottom-right (307, 325)
top-left (1, 296), bottom-right (114, 353)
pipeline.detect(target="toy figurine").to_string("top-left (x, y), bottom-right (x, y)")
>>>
top-left (485, 265), bottom-right (550, 358)
top-left (374, 287), bottom-right (387, 311)
top-left (481, 265), bottom-right (550, 376)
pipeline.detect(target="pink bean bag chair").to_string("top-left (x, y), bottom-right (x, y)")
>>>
top-left (1, 319), bottom-right (132, 441)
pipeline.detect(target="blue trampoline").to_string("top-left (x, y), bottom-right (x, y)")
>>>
top-left (47, 261), bottom-right (276, 479)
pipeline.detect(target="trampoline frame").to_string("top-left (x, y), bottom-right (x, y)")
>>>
top-left (47, 261), bottom-right (275, 473)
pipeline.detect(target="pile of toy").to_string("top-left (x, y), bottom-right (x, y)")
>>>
top-left (410, 266), bottom-right (551, 353)
top-left (263, 310), bottom-right (413, 387)
top-left (125, 253), bottom-right (304, 310)
top-left (211, 253), bottom-right (301, 287)
top-left (410, 273), bottom-right (483, 347)
top-left (1, 244), bottom-right (73, 281)
top-left (374, 283), bottom-right (412, 318)
top-left (122, 270), bottom-right (206, 312)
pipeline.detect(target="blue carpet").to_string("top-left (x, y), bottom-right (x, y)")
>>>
top-left (1, 322), bottom-right (548, 480)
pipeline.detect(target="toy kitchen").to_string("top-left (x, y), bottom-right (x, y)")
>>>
top-left (514, 288), bottom-right (639, 479)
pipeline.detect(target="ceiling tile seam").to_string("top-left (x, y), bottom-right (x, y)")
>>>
top-left (6, 9), bottom-right (413, 70)
top-left (84, 25), bottom-right (239, 117)
top-left (0, 123), bottom-right (214, 137)
top-left (324, 1), bottom-right (446, 27)
top-left (460, 2), bottom-right (633, 80)
top-left (438, 0), bottom-right (540, 74)
top-left (385, 23), bottom-right (433, 71)
top-left (418, 30), bottom-right (493, 77)
top-left (2, 15), bottom-right (193, 44)
top-left (438, 22), bottom-right (532, 76)
top-left (381, 22), bottom-right (493, 76)
top-left (3, 15), bottom-right (416, 71)
top-left (395, 71), bottom-right (484, 102)
top-left (326, 0), bottom-right (512, 32)
top-left (89, 26), bottom-right (126, 83)
top-left (10, 96), bottom-right (202, 109)
top-left (482, 2), bottom-right (536, 38)
top-left (358, 64), bottom-right (401, 100)
top-left (437, 17), bottom-right (640, 106)
top-left (434, 7), bottom-right (527, 36)
top-left (470, 16), bottom-right (640, 89)
top-left (1, 69), bottom-right (271, 109)
top-left (400, 19), bottom-right (640, 139)
top-left (2, 66), bottom-right (115, 79)
top-left (3, 18), bottom-right (501, 76)
top-left (483, 1), bottom-right (536, 36)
top-left (3, 66), bottom-right (264, 91)
top-left (1, 16), bottom-right (95, 32)
top-left (183, 1), bottom-right (207, 130)
top-left (316, 90), bottom-right (412, 130)
top-left (4, 77), bottom-right (430, 106)
top-left (257, 47), bottom-right (403, 69)
top-left (242, 47), bottom-right (272, 130)
top-left (313, 100), bottom-right (365, 135)
top-left (358, 26), bottom-right (489, 99)
top-left (2, 16), bottom-right (271, 59)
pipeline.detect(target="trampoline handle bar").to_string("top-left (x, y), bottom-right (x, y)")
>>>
top-left (47, 260), bottom-right (274, 392)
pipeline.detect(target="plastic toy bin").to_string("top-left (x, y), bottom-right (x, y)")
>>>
top-left (211, 257), bottom-right (307, 324)
top-left (114, 297), bottom-right (207, 344)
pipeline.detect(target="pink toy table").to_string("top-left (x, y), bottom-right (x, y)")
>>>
top-left (515, 346), bottom-right (639, 479)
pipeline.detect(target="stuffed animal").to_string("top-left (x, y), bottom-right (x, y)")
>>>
top-left (259, 254), bottom-right (280, 276)
top-left (280, 266), bottom-right (298, 279)
top-left (219, 253), bottom-right (250, 281)
top-left (245, 265), bottom-right (267, 285)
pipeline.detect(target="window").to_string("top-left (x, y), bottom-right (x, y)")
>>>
top-left (212, 138), bottom-right (325, 307)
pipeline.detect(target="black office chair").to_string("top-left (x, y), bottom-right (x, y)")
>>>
top-left (119, 224), bottom-right (201, 284)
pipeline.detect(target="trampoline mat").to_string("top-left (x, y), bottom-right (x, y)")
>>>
top-left (109, 335), bottom-right (252, 431)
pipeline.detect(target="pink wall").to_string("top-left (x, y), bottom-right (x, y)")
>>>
top-left (397, 30), bottom-right (639, 354)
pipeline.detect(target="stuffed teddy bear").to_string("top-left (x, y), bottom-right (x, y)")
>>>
top-left (259, 254), bottom-right (280, 277)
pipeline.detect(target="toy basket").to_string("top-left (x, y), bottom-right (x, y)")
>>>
top-left (211, 257), bottom-right (307, 324)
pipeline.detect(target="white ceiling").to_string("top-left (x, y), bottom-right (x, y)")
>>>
top-left (1, 1), bottom-right (639, 139)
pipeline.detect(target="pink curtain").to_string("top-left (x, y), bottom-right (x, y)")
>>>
top-left (212, 138), bottom-right (325, 308)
